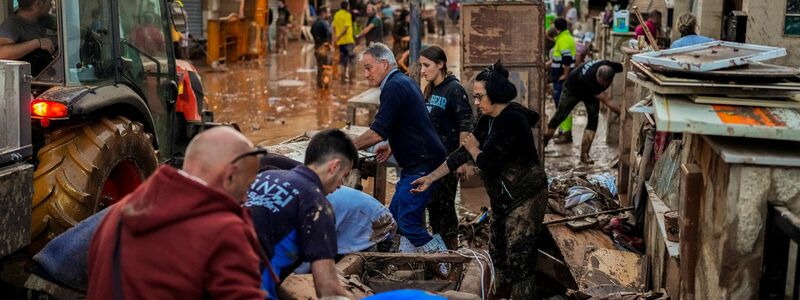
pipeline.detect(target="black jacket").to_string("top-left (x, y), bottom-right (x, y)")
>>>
top-left (445, 102), bottom-right (547, 217)
top-left (426, 75), bottom-right (474, 152)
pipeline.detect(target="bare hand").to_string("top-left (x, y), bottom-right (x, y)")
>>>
top-left (39, 38), bottom-right (54, 53)
top-left (410, 175), bottom-right (432, 194)
top-left (462, 133), bottom-right (479, 152)
top-left (558, 74), bottom-right (567, 81)
top-left (375, 143), bottom-right (392, 163)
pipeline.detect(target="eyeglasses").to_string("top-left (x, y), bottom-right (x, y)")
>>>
top-left (231, 146), bottom-right (268, 165)
top-left (472, 93), bottom-right (485, 100)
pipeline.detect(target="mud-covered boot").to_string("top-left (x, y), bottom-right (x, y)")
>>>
top-left (542, 127), bottom-right (557, 148)
top-left (553, 130), bottom-right (573, 144)
top-left (580, 130), bottom-right (596, 165)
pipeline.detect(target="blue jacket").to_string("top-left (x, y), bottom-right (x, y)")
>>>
top-left (371, 71), bottom-right (447, 174)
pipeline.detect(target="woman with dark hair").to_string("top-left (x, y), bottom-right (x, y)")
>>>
top-left (411, 62), bottom-right (548, 299)
top-left (418, 45), bottom-right (474, 250)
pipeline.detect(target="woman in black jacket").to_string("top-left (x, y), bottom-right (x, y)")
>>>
top-left (411, 62), bottom-right (548, 299)
top-left (419, 45), bottom-right (474, 250)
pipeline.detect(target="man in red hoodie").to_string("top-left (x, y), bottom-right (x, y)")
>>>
top-left (87, 127), bottom-right (266, 299)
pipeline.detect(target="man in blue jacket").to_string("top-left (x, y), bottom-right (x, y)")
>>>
top-left (352, 42), bottom-right (447, 252)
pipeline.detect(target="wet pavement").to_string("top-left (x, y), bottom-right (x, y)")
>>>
top-left (198, 25), bottom-right (618, 214)
top-left (198, 30), bottom-right (462, 146)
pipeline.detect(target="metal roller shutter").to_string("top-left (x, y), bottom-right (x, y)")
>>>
top-left (183, 0), bottom-right (203, 39)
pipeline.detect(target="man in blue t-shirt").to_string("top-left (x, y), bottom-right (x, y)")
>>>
top-left (246, 129), bottom-right (357, 299)
top-left (352, 42), bottom-right (447, 252)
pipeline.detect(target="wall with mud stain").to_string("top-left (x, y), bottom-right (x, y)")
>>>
top-left (742, 0), bottom-right (800, 66)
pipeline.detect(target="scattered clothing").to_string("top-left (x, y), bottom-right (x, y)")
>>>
top-left (246, 166), bottom-right (337, 299)
top-left (88, 166), bottom-right (264, 299)
top-left (670, 34), bottom-right (713, 48)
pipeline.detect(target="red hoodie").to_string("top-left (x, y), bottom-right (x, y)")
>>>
top-left (87, 166), bottom-right (265, 300)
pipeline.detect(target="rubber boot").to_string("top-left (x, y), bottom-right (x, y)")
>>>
top-left (542, 127), bottom-right (557, 148)
top-left (553, 130), bottom-right (573, 144)
top-left (580, 130), bottom-right (596, 165)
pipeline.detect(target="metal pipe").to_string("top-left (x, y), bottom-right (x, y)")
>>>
top-left (543, 206), bottom-right (634, 225)
top-left (409, 0), bottom-right (422, 83)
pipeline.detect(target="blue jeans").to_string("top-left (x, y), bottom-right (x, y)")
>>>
top-left (390, 171), bottom-right (438, 247)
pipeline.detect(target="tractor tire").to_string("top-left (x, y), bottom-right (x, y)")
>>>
top-left (29, 116), bottom-right (157, 253)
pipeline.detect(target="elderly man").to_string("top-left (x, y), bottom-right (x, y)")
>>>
top-left (0, 0), bottom-right (56, 76)
top-left (246, 129), bottom-right (357, 299)
top-left (352, 42), bottom-right (447, 252)
top-left (88, 127), bottom-right (266, 299)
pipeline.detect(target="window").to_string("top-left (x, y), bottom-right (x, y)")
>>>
top-left (785, 0), bottom-right (800, 35)
top-left (64, 0), bottom-right (115, 84)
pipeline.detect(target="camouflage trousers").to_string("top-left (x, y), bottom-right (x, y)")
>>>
top-left (489, 190), bottom-right (548, 299)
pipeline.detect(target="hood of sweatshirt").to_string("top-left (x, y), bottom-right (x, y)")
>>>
top-left (119, 165), bottom-right (244, 236)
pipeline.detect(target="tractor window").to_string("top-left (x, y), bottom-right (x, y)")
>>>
top-left (63, 0), bottom-right (114, 85)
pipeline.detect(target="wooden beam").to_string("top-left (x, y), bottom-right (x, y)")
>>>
top-left (679, 162), bottom-right (702, 299)
top-left (356, 252), bottom-right (473, 264)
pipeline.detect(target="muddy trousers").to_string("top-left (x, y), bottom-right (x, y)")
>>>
top-left (314, 46), bottom-right (333, 88)
top-left (490, 193), bottom-right (547, 299)
top-left (551, 67), bottom-right (573, 133)
top-left (548, 87), bottom-right (600, 131)
top-left (427, 173), bottom-right (459, 249)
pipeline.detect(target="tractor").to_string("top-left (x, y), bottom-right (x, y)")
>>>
top-left (0, 0), bottom-right (220, 287)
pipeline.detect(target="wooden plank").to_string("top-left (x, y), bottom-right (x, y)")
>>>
top-left (631, 41), bottom-right (786, 72)
top-left (652, 94), bottom-right (800, 142)
top-left (626, 72), bottom-right (800, 96)
top-left (690, 95), bottom-right (800, 109)
top-left (544, 214), bottom-right (616, 281)
top-left (356, 252), bottom-right (473, 264)
top-left (679, 163), bottom-right (702, 300)
top-left (537, 250), bottom-right (577, 289)
top-left (461, 2), bottom-right (543, 66)
top-left (701, 135), bottom-right (800, 167)
top-left (577, 249), bottom-right (646, 291)
top-left (375, 163), bottom-right (387, 205)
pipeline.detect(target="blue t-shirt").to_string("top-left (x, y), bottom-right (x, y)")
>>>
top-left (671, 34), bottom-right (714, 49)
top-left (245, 166), bottom-right (337, 299)
top-left (371, 71), bottom-right (447, 174)
top-left (328, 186), bottom-right (395, 253)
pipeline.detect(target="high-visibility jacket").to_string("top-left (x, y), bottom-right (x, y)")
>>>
top-left (551, 30), bottom-right (576, 69)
